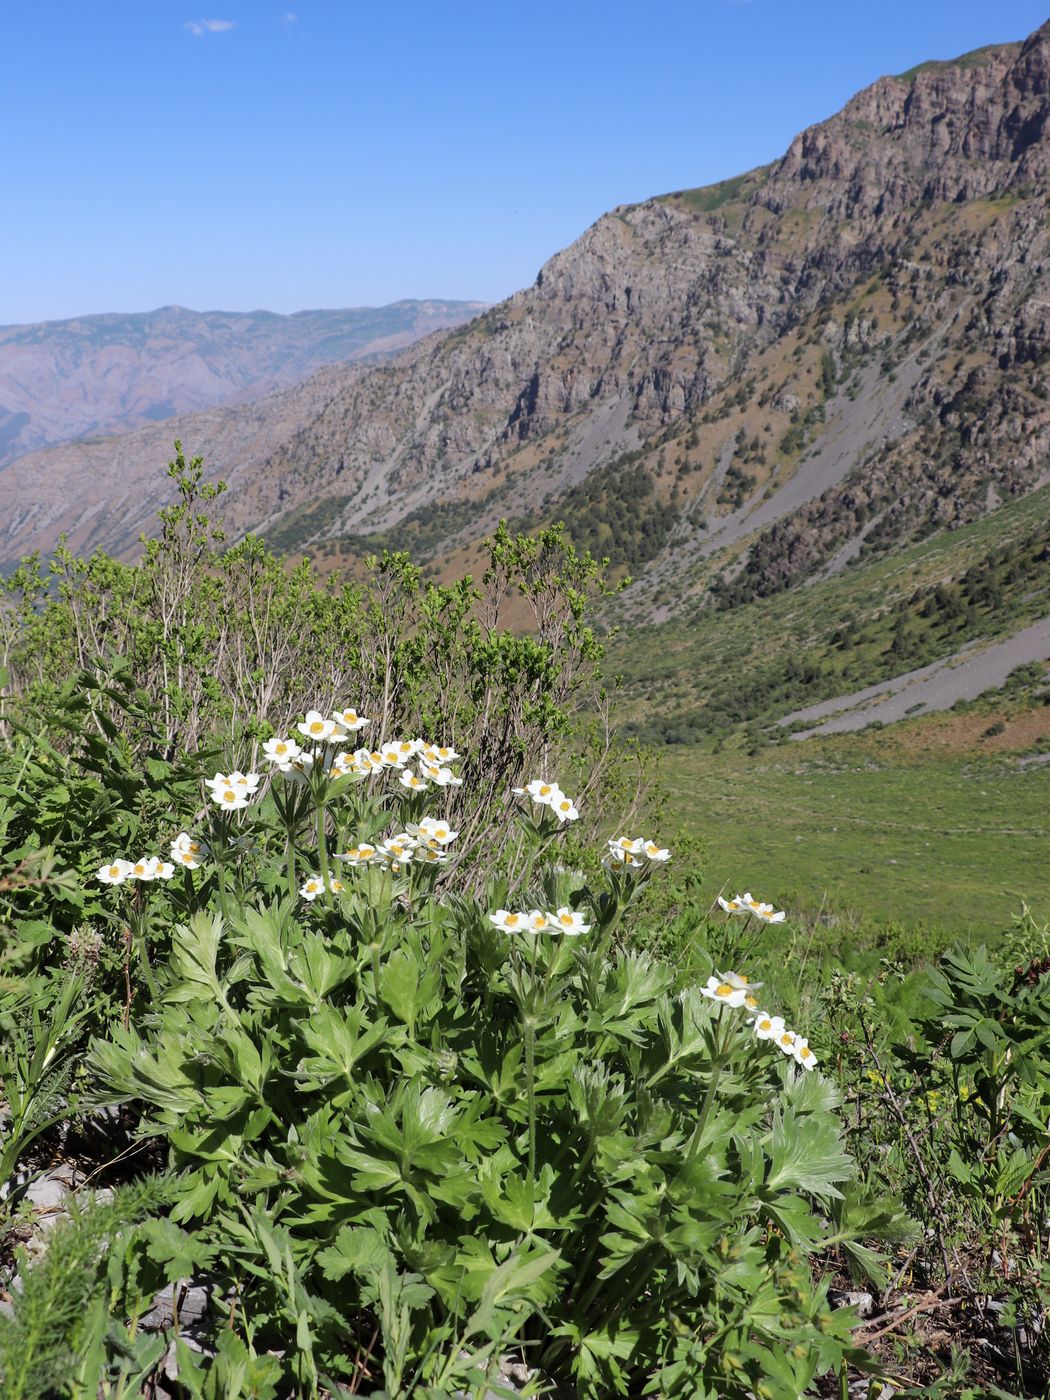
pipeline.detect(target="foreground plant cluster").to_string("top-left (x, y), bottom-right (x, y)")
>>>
top-left (0, 457), bottom-right (1047, 1399)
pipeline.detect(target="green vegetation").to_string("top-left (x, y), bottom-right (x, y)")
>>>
top-left (654, 731), bottom-right (1050, 943)
top-left (614, 483), bottom-right (1050, 741)
top-left (522, 453), bottom-right (677, 572)
top-left (1, 455), bottom-right (1048, 1396)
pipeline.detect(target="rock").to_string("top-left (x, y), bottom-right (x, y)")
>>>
top-left (829, 1288), bottom-right (876, 1318)
top-left (140, 1281), bottom-right (213, 1332)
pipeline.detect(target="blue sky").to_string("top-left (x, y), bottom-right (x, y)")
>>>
top-left (5, 1), bottom-right (1048, 323)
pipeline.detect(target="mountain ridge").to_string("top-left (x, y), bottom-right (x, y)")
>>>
top-left (0, 299), bottom-right (486, 473)
top-left (3, 23), bottom-right (1050, 620)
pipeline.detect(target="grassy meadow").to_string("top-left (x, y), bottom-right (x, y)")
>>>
top-left (658, 726), bottom-right (1049, 943)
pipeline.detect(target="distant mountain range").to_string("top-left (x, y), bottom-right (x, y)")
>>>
top-left (0, 300), bottom-right (486, 470)
top-left (3, 21), bottom-right (1050, 652)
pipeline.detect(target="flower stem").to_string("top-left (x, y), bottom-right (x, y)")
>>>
top-left (524, 1015), bottom-right (537, 1183)
top-left (316, 801), bottom-right (330, 894)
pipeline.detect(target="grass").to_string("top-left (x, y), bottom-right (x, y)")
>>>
top-left (659, 722), bottom-right (1049, 943)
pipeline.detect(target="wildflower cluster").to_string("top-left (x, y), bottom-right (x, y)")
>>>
top-left (206, 769), bottom-right (261, 812)
top-left (702, 970), bottom-right (817, 1070)
top-left (95, 855), bottom-right (174, 885)
top-left (718, 891), bottom-right (785, 923)
top-left (604, 835), bottom-right (670, 868)
top-left (489, 906), bottom-right (591, 935)
top-left (512, 778), bottom-right (579, 823)
top-left (334, 817), bottom-right (459, 876)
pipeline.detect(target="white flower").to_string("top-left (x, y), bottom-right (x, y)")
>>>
top-left (297, 710), bottom-right (347, 743)
top-left (717, 895), bottom-right (748, 914)
top-left (603, 838), bottom-right (646, 869)
top-left (700, 975), bottom-right (749, 1009)
top-left (399, 768), bottom-right (427, 791)
top-left (546, 907), bottom-right (590, 935)
top-left (752, 1012), bottom-right (785, 1042)
top-left (97, 858), bottom-right (132, 886)
top-left (332, 751), bottom-right (365, 778)
top-left (609, 836), bottom-right (645, 855)
top-left (775, 1027), bottom-right (798, 1055)
top-left (222, 770), bottom-right (260, 794)
top-left (262, 737), bottom-right (302, 770)
top-left (514, 779), bottom-right (562, 807)
top-left (489, 909), bottom-right (527, 932)
top-left (643, 840), bottom-right (670, 862)
top-left (209, 780), bottom-right (250, 811)
top-left (128, 856), bottom-right (174, 882)
top-left (525, 909), bottom-right (550, 932)
top-left (419, 761), bottom-right (462, 787)
top-left (328, 875), bottom-right (345, 894)
top-left (378, 742), bottom-right (410, 769)
top-left (170, 833), bottom-right (205, 869)
top-left (792, 1037), bottom-right (817, 1070)
top-left (410, 816), bottom-right (457, 846)
top-left (413, 845), bottom-right (449, 865)
top-left (379, 835), bottom-right (416, 863)
top-left (741, 893), bottom-right (786, 923)
top-left (421, 743), bottom-right (459, 764)
top-left (551, 793), bottom-right (580, 823)
top-left (337, 843), bottom-right (379, 867)
top-left (332, 706), bottom-right (369, 733)
top-left (300, 875), bottom-right (325, 901)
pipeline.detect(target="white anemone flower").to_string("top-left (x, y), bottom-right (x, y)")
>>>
top-left (547, 907), bottom-right (590, 935)
top-left (420, 761), bottom-right (462, 788)
top-left (717, 895), bottom-right (748, 914)
top-left (700, 975), bottom-right (749, 1009)
top-left (379, 836), bottom-right (415, 863)
top-left (129, 856), bottom-right (174, 881)
top-left (227, 770), bottom-right (261, 794)
top-left (378, 742), bottom-right (409, 769)
top-left (422, 743), bottom-right (459, 765)
top-left (300, 875), bottom-right (325, 901)
top-left (170, 833), bottom-right (205, 869)
top-left (551, 794), bottom-right (580, 823)
top-left (414, 845), bottom-right (449, 865)
top-left (752, 1012), bottom-right (786, 1042)
top-left (609, 836), bottom-right (645, 855)
top-left (97, 858), bottom-right (132, 886)
top-left (643, 840), bottom-right (670, 862)
top-left (333, 706), bottom-right (369, 733)
top-left (741, 893), bottom-right (786, 923)
top-left (209, 781), bottom-right (250, 811)
top-left (489, 909), bottom-right (527, 932)
top-left (410, 817), bottom-right (457, 846)
top-left (337, 843), bottom-right (379, 867)
top-left (792, 1038), bottom-right (818, 1071)
top-left (604, 842), bottom-right (645, 869)
top-left (262, 737), bottom-right (302, 770)
top-left (514, 779), bottom-right (562, 807)
top-left (775, 1028), bottom-right (798, 1055)
top-left (400, 768), bottom-right (427, 791)
top-left (524, 909), bottom-right (549, 932)
top-left (722, 971), bottom-right (763, 992)
top-left (332, 751), bottom-right (364, 777)
top-left (297, 710), bottom-right (347, 743)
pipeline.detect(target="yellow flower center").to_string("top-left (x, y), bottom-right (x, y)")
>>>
top-left (758, 1019), bottom-right (772, 1032)
top-left (780, 1034), bottom-right (794, 1047)
top-left (223, 789), bottom-right (236, 802)
top-left (506, 915), bottom-right (519, 927)
top-left (745, 995), bottom-right (758, 1010)
top-left (800, 1046), bottom-right (813, 1061)
top-left (716, 983), bottom-right (734, 997)
top-left (108, 865), bottom-right (121, 877)
top-left (560, 913), bottom-right (573, 925)
top-left (310, 721), bottom-right (325, 734)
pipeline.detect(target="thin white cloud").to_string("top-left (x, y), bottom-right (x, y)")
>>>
top-left (282, 11), bottom-right (298, 23)
top-left (184, 19), bottom-right (237, 36)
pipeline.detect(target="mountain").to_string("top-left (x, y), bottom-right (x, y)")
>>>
top-left (3, 22), bottom-right (1050, 632)
top-left (0, 300), bottom-right (486, 470)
